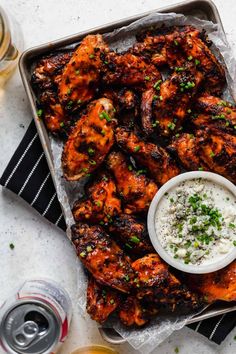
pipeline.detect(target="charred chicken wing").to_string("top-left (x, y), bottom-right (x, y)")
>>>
top-left (176, 29), bottom-right (226, 95)
top-left (142, 63), bottom-right (203, 136)
top-left (185, 260), bottom-right (236, 302)
top-left (197, 128), bottom-right (236, 183)
top-left (72, 171), bottom-right (121, 224)
top-left (134, 25), bottom-right (225, 95)
top-left (62, 98), bottom-right (116, 181)
top-left (102, 52), bottom-right (161, 91)
top-left (132, 25), bottom-right (199, 68)
top-left (193, 94), bottom-right (236, 135)
top-left (59, 35), bottom-right (109, 110)
top-left (116, 127), bottom-right (180, 185)
top-left (32, 51), bottom-right (73, 91)
top-left (101, 88), bottom-right (139, 117)
top-left (132, 254), bottom-right (201, 312)
top-left (169, 133), bottom-right (207, 171)
top-left (86, 276), bottom-right (120, 323)
top-left (32, 51), bottom-right (72, 133)
top-left (71, 223), bottom-right (135, 293)
top-left (106, 151), bottom-right (158, 214)
top-left (109, 213), bottom-right (154, 256)
top-left (118, 296), bottom-right (148, 326)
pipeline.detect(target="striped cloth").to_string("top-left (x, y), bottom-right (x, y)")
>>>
top-left (0, 120), bottom-right (235, 345)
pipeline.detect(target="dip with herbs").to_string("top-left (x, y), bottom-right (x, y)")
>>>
top-left (155, 178), bottom-right (236, 265)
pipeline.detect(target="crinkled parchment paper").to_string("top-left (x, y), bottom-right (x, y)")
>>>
top-left (50, 12), bottom-right (236, 353)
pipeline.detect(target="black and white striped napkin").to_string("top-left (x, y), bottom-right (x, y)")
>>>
top-left (0, 120), bottom-right (235, 345)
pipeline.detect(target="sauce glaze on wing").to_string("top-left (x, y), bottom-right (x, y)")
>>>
top-left (59, 34), bottom-right (109, 110)
top-left (184, 260), bottom-right (236, 302)
top-left (72, 171), bottom-right (122, 224)
top-left (116, 127), bottom-right (180, 185)
top-left (71, 223), bottom-right (135, 293)
top-left (169, 133), bottom-right (208, 171)
top-left (86, 276), bottom-right (120, 323)
top-left (108, 213), bottom-right (154, 256)
top-left (62, 98), bottom-right (116, 181)
top-left (106, 151), bottom-right (158, 214)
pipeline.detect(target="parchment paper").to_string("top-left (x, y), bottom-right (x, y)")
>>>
top-left (50, 12), bottom-right (236, 353)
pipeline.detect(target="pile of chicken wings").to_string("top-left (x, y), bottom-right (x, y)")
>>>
top-left (32, 24), bottom-right (236, 326)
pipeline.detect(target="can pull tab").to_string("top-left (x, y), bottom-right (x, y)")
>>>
top-left (13, 321), bottom-right (39, 347)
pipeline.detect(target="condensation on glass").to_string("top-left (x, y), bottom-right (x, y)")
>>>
top-left (0, 6), bottom-right (23, 86)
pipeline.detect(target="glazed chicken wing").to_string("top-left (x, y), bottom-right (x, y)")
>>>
top-left (169, 133), bottom-right (207, 171)
top-left (32, 51), bottom-right (72, 133)
top-left (118, 296), bottom-right (148, 326)
top-left (132, 254), bottom-right (201, 312)
top-left (133, 25), bottom-right (225, 95)
top-left (185, 260), bottom-right (236, 303)
top-left (196, 128), bottom-right (236, 183)
top-left (142, 64), bottom-right (203, 136)
top-left (32, 51), bottom-right (73, 89)
top-left (86, 276), bottom-right (120, 323)
top-left (109, 213), bottom-right (154, 256)
top-left (132, 25), bottom-right (198, 68)
top-left (106, 151), bottom-right (158, 214)
top-left (102, 52), bottom-right (161, 91)
top-left (62, 98), bottom-right (116, 181)
top-left (101, 88), bottom-right (139, 117)
top-left (38, 91), bottom-right (69, 134)
top-left (59, 35), bottom-right (109, 110)
top-left (71, 223), bottom-right (135, 293)
top-left (176, 29), bottom-right (225, 95)
top-left (192, 94), bottom-right (236, 135)
top-left (72, 171), bottom-right (121, 224)
top-left (116, 127), bottom-right (180, 185)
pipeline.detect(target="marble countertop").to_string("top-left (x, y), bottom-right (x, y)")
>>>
top-left (0, 0), bottom-right (236, 353)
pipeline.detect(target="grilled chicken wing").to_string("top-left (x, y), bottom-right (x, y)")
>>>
top-left (196, 128), bottom-right (236, 183)
top-left (106, 151), bottom-right (158, 214)
top-left (102, 52), bottom-right (161, 91)
top-left (38, 91), bottom-right (69, 134)
top-left (71, 223), bottom-right (135, 293)
top-left (102, 88), bottom-right (139, 115)
top-left (116, 127), bottom-right (180, 185)
top-left (142, 64), bottom-right (203, 136)
top-left (109, 213), bottom-right (154, 256)
top-left (132, 254), bottom-right (201, 312)
top-left (86, 276), bottom-right (120, 323)
top-left (118, 296), bottom-right (148, 326)
top-left (72, 172), bottom-right (121, 224)
top-left (175, 30), bottom-right (225, 95)
top-left (169, 133), bottom-right (207, 171)
top-left (133, 25), bottom-right (225, 95)
top-left (59, 35), bottom-right (109, 110)
top-left (32, 51), bottom-right (73, 91)
top-left (132, 25), bottom-right (198, 68)
top-left (192, 94), bottom-right (236, 135)
top-left (62, 98), bottom-right (116, 181)
top-left (185, 260), bottom-right (236, 302)
top-left (32, 51), bottom-right (72, 133)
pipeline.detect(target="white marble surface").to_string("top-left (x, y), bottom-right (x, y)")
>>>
top-left (0, 0), bottom-right (236, 353)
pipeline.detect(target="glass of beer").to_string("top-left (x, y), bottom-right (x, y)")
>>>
top-left (0, 6), bottom-right (23, 86)
top-left (71, 345), bottom-right (119, 354)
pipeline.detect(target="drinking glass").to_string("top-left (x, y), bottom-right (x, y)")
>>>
top-left (71, 345), bottom-right (119, 354)
top-left (0, 6), bottom-right (23, 86)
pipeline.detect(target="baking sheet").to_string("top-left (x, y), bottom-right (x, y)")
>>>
top-left (46, 11), bottom-right (236, 354)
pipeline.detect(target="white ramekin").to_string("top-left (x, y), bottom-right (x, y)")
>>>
top-left (147, 171), bottom-right (236, 274)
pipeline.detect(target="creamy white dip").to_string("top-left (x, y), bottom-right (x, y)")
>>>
top-left (155, 178), bottom-right (236, 266)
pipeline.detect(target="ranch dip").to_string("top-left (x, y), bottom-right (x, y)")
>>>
top-left (155, 178), bottom-right (236, 266)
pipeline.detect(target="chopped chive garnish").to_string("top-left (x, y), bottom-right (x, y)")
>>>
top-left (134, 145), bottom-right (141, 152)
top-left (130, 236), bottom-right (140, 243)
top-left (99, 111), bottom-right (111, 122)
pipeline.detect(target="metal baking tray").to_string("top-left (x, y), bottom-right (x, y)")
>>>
top-left (19, 0), bottom-right (236, 345)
